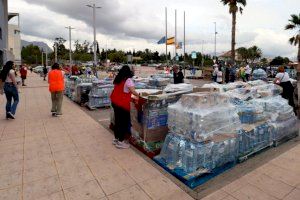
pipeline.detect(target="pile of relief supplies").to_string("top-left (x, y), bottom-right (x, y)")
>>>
top-left (129, 83), bottom-right (195, 155)
top-left (155, 80), bottom-right (298, 176)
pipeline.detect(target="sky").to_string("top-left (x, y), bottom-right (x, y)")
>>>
top-left (8, 0), bottom-right (300, 60)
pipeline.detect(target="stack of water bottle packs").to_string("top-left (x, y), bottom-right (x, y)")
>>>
top-left (158, 92), bottom-right (241, 174)
top-left (155, 81), bottom-right (298, 179)
top-left (87, 81), bottom-right (114, 109)
top-left (130, 84), bottom-right (196, 153)
top-left (252, 69), bottom-right (268, 81)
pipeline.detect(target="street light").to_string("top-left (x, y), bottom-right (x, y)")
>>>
top-left (65, 26), bottom-right (75, 66)
top-left (214, 22), bottom-right (218, 59)
top-left (86, 4), bottom-right (101, 70)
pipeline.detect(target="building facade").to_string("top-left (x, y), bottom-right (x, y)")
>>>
top-left (8, 23), bottom-right (21, 65)
top-left (0, 0), bottom-right (8, 68)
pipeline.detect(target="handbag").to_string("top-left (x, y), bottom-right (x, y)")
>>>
top-left (276, 73), bottom-right (285, 85)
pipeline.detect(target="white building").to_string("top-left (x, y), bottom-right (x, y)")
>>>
top-left (0, 0), bottom-right (8, 68)
top-left (8, 13), bottom-right (21, 65)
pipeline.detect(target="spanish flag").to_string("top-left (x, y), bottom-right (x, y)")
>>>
top-left (167, 37), bottom-right (175, 45)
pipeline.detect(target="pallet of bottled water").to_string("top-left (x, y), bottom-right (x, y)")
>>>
top-left (154, 133), bottom-right (237, 188)
top-left (237, 123), bottom-right (273, 162)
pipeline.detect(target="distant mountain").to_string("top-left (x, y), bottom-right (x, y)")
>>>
top-left (21, 40), bottom-right (53, 53)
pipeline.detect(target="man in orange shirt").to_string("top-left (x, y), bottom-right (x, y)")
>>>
top-left (48, 63), bottom-right (65, 116)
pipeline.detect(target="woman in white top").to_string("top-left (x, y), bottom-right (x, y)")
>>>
top-left (0, 61), bottom-right (19, 119)
top-left (274, 66), bottom-right (295, 113)
top-left (216, 66), bottom-right (223, 84)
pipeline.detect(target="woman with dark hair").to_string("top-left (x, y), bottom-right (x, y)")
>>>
top-left (274, 66), bottom-right (295, 113)
top-left (48, 63), bottom-right (65, 116)
top-left (0, 61), bottom-right (19, 119)
top-left (110, 65), bottom-right (139, 149)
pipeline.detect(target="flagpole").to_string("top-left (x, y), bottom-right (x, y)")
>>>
top-left (183, 11), bottom-right (186, 76)
top-left (165, 7), bottom-right (168, 64)
top-left (175, 9), bottom-right (177, 63)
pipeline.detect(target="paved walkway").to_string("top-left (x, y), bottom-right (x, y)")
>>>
top-left (0, 73), bottom-right (193, 200)
top-left (1, 73), bottom-right (299, 200)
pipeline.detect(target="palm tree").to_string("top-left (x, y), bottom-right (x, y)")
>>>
top-left (285, 14), bottom-right (300, 62)
top-left (221, 0), bottom-right (247, 62)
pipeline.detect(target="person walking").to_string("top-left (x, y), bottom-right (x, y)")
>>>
top-left (20, 65), bottom-right (28, 86)
top-left (229, 64), bottom-right (237, 82)
top-left (245, 63), bottom-right (251, 81)
top-left (225, 64), bottom-right (230, 83)
top-left (239, 66), bottom-right (246, 82)
top-left (110, 65), bottom-right (139, 149)
top-left (173, 66), bottom-right (184, 84)
top-left (48, 63), bottom-right (65, 117)
top-left (0, 61), bottom-right (19, 119)
top-left (43, 64), bottom-right (48, 81)
top-left (274, 66), bottom-right (296, 113)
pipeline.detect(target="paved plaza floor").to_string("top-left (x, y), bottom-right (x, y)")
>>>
top-left (0, 73), bottom-right (299, 200)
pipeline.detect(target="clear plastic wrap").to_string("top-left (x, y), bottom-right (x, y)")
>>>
top-left (252, 69), bottom-right (267, 81)
top-left (168, 93), bottom-right (241, 142)
top-left (148, 78), bottom-right (171, 87)
top-left (159, 133), bottom-right (238, 172)
top-left (238, 122), bottom-right (272, 156)
top-left (270, 116), bottom-right (298, 142)
top-left (253, 84), bottom-right (282, 97)
top-left (163, 83), bottom-right (194, 93)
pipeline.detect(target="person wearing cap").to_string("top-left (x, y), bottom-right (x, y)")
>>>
top-left (173, 66), bottom-right (184, 84)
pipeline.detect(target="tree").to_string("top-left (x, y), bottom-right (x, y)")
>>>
top-left (285, 14), bottom-right (300, 62)
top-left (53, 37), bottom-right (68, 60)
top-left (248, 46), bottom-right (262, 63)
top-left (21, 45), bottom-right (42, 64)
top-left (270, 56), bottom-right (290, 65)
top-left (221, 0), bottom-right (247, 62)
top-left (237, 47), bottom-right (249, 62)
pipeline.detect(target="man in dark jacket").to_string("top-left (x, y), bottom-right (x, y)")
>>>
top-left (173, 66), bottom-right (184, 84)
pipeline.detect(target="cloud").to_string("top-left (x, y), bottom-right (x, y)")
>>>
top-left (8, 0), bottom-right (300, 60)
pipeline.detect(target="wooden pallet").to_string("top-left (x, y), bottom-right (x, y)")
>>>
top-left (129, 137), bottom-right (161, 159)
top-left (154, 156), bottom-right (236, 189)
top-left (238, 142), bottom-right (273, 163)
top-left (273, 131), bottom-right (299, 147)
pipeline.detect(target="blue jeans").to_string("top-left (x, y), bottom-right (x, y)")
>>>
top-left (4, 83), bottom-right (19, 115)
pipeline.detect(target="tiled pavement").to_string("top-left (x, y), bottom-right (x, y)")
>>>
top-left (0, 73), bottom-right (299, 200)
top-left (0, 73), bottom-right (193, 200)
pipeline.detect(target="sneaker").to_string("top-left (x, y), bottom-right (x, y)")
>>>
top-left (112, 139), bottom-right (119, 145)
top-left (7, 112), bottom-right (15, 119)
top-left (116, 141), bottom-right (130, 149)
top-left (52, 112), bottom-right (57, 117)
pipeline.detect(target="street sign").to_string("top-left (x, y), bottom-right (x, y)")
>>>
top-left (191, 51), bottom-right (197, 59)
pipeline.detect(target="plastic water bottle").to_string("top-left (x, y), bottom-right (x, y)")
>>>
top-left (182, 141), bottom-right (197, 173)
top-left (160, 134), bottom-right (173, 161)
top-left (166, 135), bottom-right (181, 166)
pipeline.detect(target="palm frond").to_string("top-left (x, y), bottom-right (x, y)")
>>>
top-left (289, 14), bottom-right (300, 25)
top-left (239, 7), bottom-right (243, 14)
top-left (289, 37), bottom-right (295, 45)
top-left (220, 0), bottom-right (230, 6)
top-left (285, 24), bottom-right (296, 30)
top-left (237, 0), bottom-right (247, 7)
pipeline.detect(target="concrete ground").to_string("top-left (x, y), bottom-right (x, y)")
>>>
top-left (0, 73), bottom-right (299, 200)
top-left (0, 73), bottom-right (192, 200)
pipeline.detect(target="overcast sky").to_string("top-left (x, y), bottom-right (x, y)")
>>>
top-left (8, 0), bottom-right (300, 60)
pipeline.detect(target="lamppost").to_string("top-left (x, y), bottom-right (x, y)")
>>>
top-left (65, 26), bottom-right (75, 66)
top-left (214, 22), bottom-right (217, 59)
top-left (86, 4), bottom-right (101, 69)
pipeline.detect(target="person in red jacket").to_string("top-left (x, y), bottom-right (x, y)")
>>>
top-left (20, 65), bottom-right (28, 86)
top-left (110, 65), bottom-right (139, 149)
top-left (48, 63), bottom-right (65, 117)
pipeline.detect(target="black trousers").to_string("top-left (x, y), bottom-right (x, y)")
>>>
top-left (112, 103), bottom-right (131, 142)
